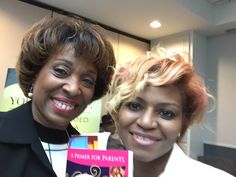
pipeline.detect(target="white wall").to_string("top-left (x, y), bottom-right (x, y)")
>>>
top-left (207, 32), bottom-right (236, 148)
top-left (0, 0), bottom-right (50, 100)
top-left (189, 32), bottom-right (216, 159)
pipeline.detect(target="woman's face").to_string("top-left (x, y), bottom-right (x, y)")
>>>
top-left (32, 45), bottom-right (97, 129)
top-left (117, 85), bottom-right (183, 162)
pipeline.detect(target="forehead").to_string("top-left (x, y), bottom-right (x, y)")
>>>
top-left (47, 44), bottom-right (97, 71)
top-left (137, 85), bottom-right (183, 106)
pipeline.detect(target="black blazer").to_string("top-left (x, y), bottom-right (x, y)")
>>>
top-left (0, 101), bottom-right (79, 177)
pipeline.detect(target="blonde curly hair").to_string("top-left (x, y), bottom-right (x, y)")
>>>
top-left (106, 53), bottom-right (210, 140)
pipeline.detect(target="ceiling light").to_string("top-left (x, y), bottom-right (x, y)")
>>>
top-left (150, 20), bottom-right (161, 28)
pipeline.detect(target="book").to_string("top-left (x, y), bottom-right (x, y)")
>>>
top-left (70, 132), bottom-right (111, 150)
top-left (66, 134), bottom-right (133, 177)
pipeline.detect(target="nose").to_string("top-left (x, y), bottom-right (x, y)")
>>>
top-left (137, 108), bottom-right (158, 129)
top-left (62, 77), bottom-right (81, 96)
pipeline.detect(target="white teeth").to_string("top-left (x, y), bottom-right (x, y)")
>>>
top-left (53, 99), bottom-right (75, 110)
top-left (135, 134), bottom-right (153, 143)
top-left (137, 135), bottom-right (150, 141)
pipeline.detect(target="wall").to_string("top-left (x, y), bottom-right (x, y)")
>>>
top-left (190, 31), bottom-right (236, 152)
top-left (105, 30), bottom-right (148, 65)
top-left (0, 0), bottom-right (50, 100)
top-left (207, 32), bottom-right (236, 147)
top-left (150, 32), bottom-right (191, 57)
top-left (190, 32), bottom-right (215, 159)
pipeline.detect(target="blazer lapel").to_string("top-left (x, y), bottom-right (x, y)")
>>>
top-left (31, 138), bottom-right (56, 175)
top-left (0, 101), bottom-right (36, 143)
top-left (0, 101), bottom-right (55, 175)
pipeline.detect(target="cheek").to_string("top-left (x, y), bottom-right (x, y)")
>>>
top-left (177, 117), bottom-right (183, 134)
top-left (117, 108), bottom-right (134, 128)
top-left (160, 119), bottom-right (182, 139)
top-left (116, 111), bottom-right (129, 136)
top-left (83, 88), bottom-right (95, 102)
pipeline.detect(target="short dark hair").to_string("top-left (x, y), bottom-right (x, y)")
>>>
top-left (16, 15), bottom-right (116, 101)
top-left (101, 113), bottom-right (114, 126)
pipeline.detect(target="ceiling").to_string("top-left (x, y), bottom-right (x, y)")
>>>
top-left (21, 0), bottom-right (236, 41)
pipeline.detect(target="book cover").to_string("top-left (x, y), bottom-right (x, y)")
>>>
top-left (66, 134), bottom-right (133, 177)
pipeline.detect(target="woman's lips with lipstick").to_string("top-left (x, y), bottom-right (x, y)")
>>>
top-left (51, 97), bottom-right (78, 113)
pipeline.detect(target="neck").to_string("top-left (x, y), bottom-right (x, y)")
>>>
top-left (133, 149), bottom-right (172, 177)
top-left (34, 119), bottom-right (70, 144)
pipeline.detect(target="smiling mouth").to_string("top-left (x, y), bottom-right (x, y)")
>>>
top-left (52, 98), bottom-right (76, 111)
top-left (132, 133), bottom-right (160, 145)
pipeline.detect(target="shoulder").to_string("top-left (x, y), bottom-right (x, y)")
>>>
top-left (0, 109), bottom-right (15, 124)
top-left (185, 155), bottom-right (233, 176)
top-left (163, 144), bottom-right (233, 177)
top-left (0, 102), bottom-right (36, 143)
top-left (0, 102), bottom-right (31, 124)
top-left (67, 123), bottom-right (80, 135)
top-left (0, 101), bottom-right (32, 118)
top-left (0, 111), bottom-right (7, 118)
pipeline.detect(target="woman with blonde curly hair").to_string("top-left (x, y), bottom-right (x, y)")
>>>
top-left (106, 53), bottom-right (232, 177)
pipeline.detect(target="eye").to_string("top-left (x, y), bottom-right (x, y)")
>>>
top-left (81, 75), bottom-right (96, 88)
top-left (53, 65), bottom-right (70, 78)
top-left (126, 102), bottom-right (143, 112)
top-left (158, 109), bottom-right (176, 120)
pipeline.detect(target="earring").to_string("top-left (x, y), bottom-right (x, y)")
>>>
top-left (178, 133), bottom-right (181, 137)
top-left (28, 86), bottom-right (33, 98)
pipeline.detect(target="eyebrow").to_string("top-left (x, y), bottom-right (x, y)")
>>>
top-left (135, 96), bottom-right (181, 109)
top-left (57, 58), bottom-right (97, 74)
top-left (86, 69), bottom-right (97, 75)
top-left (55, 58), bottom-right (72, 65)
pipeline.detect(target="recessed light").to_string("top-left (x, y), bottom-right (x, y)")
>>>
top-left (150, 20), bottom-right (161, 28)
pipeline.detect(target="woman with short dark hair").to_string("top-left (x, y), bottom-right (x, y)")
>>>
top-left (0, 15), bottom-right (116, 177)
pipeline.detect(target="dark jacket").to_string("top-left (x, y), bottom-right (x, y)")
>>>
top-left (0, 101), bottom-right (79, 177)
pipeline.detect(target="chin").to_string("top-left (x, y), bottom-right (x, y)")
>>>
top-left (134, 153), bottom-right (156, 162)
